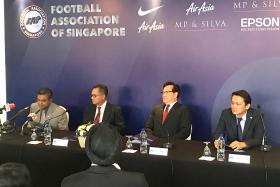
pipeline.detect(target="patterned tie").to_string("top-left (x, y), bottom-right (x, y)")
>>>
top-left (93, 107), bottom-right (101, 124)
top-left (162, 105), bottom-right (170, 124)
top-left (237, 118), bottom-right (243, 141)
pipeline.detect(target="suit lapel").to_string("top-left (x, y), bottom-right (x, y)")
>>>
top-left (243, 109), bottom-right (253, 137)
top-left (158, 104), bottom-right (164, 124)
top-left (102, 103), bottom-right (110, 122)
top-left (91, 105), bottom-right (97, 122)
top-left (228, 113), bottom-right (238, 139)
top-left (45, 103), bottom-right (55, 120)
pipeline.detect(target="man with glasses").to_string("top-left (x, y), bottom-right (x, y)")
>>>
top-left (82, 84), bottom-right (124, 132)
top-left (145, 81), bottom-right (191, 139)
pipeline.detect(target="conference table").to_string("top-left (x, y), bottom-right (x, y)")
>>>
top-left (0, 130), bottom-right (279, 187)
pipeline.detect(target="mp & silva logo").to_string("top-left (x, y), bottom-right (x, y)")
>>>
top-left (20, 5), bottom-right (47, 38)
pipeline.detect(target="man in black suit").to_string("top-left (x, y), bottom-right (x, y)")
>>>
top-left (213, 90), bottom-right (264, 149)
top-left (0, 162), bottom-right (31, 187)
top-left (82, 84), bottom-right (124, 132)
top-left (61, 124), bottom-right (149, 187)
top-left (145, 81), bottom-right (191, 139)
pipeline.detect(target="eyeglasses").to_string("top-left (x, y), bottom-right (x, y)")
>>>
top-left (91, 94), bottom-right (103, 98)
top-left (160, 91), bottom-right (174, 95)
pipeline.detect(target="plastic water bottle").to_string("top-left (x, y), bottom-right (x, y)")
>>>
top-left (216, 135), bottom-right (225, 161)
top-left (140, 129), bottom-right (148, 154)
top-left (44, 121), bottom-right (52, 145)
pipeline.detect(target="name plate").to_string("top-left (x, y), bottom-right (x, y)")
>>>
top-left (228, 153), bottom-right (250, 164)
top-left (149, 147), bottom-right (168, 156)
top-left (52, 138), bottom-right (68, 147)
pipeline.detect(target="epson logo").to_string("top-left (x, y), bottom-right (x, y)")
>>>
top-left (241, 17), bottom-right (279, 28)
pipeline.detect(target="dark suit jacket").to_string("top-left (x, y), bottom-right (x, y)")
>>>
top-left (61, 165), bottom-right (149, 187)
top-left (213, 108), bottom-right (264, 148)
top-left (145, 102), bottom-right (191, 139)
top-left (82, 103), bottom-right (124, 132)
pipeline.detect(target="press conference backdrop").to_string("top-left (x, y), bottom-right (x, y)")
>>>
top-left (5, 0), bottom-right (280, 144)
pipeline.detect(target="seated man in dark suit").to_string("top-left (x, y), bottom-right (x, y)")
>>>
top-left (145, 81), bottom-right (192, 139)
top-left (61, 124), bottom-right (149, 187)
top-left (0, 162), bottom-right (31, 187)
top-left (82, 84), bottom-right (124, 132)
top-left (213, 90), bottom-right (264, 149)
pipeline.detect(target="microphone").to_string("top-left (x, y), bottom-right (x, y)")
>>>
top-left (257, 105), bottom-right (271, 152)
top-left (3, 106), bottom-right (30, 126)
top-left (0, 103), bottom-right (16, 114)
top-left (42, 110), bottom-right (67, 127)
top-left (1, 106), bottom-right (30, 134)
top-left (20, 109), bottom-right (40, 135)
top-left (163, 128), bottom-right (174, 149)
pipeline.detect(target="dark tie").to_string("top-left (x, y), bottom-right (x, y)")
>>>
top-left (237, 118), bottom-right (243, 141)
top-left (162, 105), bottom-right (170, 124)
top-left (93, 107), bottom-right (101, 124)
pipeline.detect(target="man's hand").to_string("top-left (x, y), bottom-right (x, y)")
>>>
top-left (28, 113), bottom-right (37, 121)
top-left (229, 141), bottom-right (247, 150)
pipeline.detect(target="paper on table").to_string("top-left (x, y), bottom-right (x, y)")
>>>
top-left (198, 156), bottom-right (215, 161)
top-left (27, 141), bottom-right (42, 144)
top-left (122, 149), bottom-right (138, 153)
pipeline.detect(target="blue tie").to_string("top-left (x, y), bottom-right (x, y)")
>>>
top-left (237, 118), bottom-right (243, 141)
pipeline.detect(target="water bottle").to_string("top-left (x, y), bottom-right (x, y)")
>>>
top-left (140, 129), bottom-right (148, 154)
top-left (216, 135), bottom-right (225, 161)
top-left (44, 121), bottom-right (52, 145)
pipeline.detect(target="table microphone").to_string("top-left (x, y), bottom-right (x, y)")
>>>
top-left (257, 105), bottom-right (271, 152)
top-left (163, 128), bottom-right (174, 149)
top-left (21, 109), bottom-right (40, 135)
top-left (3, 106), bottom-right (30, 127)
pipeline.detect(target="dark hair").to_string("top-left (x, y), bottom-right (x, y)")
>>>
top-left (37, 88), bottom-right (53, 99)
top-left (231, 90), bottom-right (251, 105)
top-left (0, 162), bottom-right (31, 187)
top-left (92, 84), bottom-right (108, 97)
top-left (163, 81), bottom-right (181, 98)
top-left (85, 124), bottom-right (121, 166)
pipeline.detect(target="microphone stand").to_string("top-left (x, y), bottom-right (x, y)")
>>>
top-left (20, 118), bottom-right (33, 136)
top-left (257, 105), bottom-right (271, 152)
top-left (20, 109), bottom-right (41, 136)
top-left (163, 128), bottom-right (174, 149)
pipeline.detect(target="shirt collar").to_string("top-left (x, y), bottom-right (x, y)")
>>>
top-left (165, 101), bottom-right (177, 110)
top-left (97, 100), bottom-right (107, 110)
top-left (91, 163), bottom-right (121, 170)
top-left (236, 112), bottom-right (247, 120)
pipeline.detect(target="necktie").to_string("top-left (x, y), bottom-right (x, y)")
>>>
top-left (162, 105), bottom-right (170, 124)
top-left (93, 107), bottom-right (101, 124)
top-left (237, 118), bottom-right (243, 141)
top-left (40, 110), bottom-right (46, 124)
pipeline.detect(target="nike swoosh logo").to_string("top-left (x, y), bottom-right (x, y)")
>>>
top-left (138, 5), bottom-right (164, 16)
